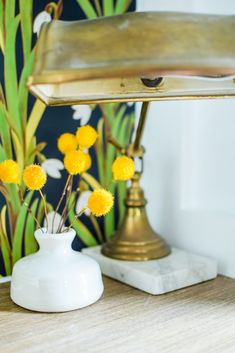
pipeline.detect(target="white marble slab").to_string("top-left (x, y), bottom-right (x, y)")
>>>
top-left (0, 276), bottom-right (11, 284)
top-left (82, 246), bottom-right (217, 295)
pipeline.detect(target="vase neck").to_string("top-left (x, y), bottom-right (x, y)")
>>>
top-left (34, 229), bottom-right (76, 254)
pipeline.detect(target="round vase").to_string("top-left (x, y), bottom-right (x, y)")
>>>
top-left (10, 228), bottom-right (104, 312)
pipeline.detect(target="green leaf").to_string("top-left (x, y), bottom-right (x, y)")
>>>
top-left (24, 198), bottom-right (39, 255)
top-left (5, 183), bottom-right (21, 215)
top-left (116, 110), bottom-right (134, 146)
top-left (0, 1), bottom-right (4, 53)
top-left (19, 0), bottom-right (32, 63)
top-left (94, 118), bottom-right (105, 186)
top-left (99, 104), bottom-right (128, 239)
top-left (0, 144), bottom-right (7, 161)
top-left (106, 104), bottom-right (126, 183)
top-left (0, 104), bottom-right (12, 158)
top-left (117, 181), bottom-right (126, 224)
top-left (103, 0), bottom-right (113, 16)
top-left (11, 129), bottom-right (24, 171)
top-left (0, 83), bottom-right (5, 105)
top-left (12, 191), bottom-right (34, 264)
top-left (25, 136), bottom-right (37, 165)
top-left (90, 215), bottom-right (103, 243)
top-left (82, 172), bottom-right (102, 190)
top-left (0, 206), bottom-right (12, 275)
top-left (116, 110), bottom-right (135, 223)
top-left (18, 49), bottom-right (35, 127)
top-left (104, 182), bottom-right (115, 239)
top-left (28, 141), bottom-right (46, 162)
top-left (76, 0), bottom-right (97, 19)
top-left (68, 193), bottom-right (98, 246)
top-left (4, 13), bottom-right (22, 137)
top-left (0, 101), bottom-right (20, 138)
top-left (114, 0), bottom-right (132, 14)
top-left (26, 99), bottom-right (46, 151)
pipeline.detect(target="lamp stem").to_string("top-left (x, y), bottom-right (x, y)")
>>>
top-left (133, 102), bottom-right (150, 151)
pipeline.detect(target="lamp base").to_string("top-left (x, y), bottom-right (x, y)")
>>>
top-left (102, 207), bottom-right (170, 261)
top-left (102, 174), bottom-right (170, 261)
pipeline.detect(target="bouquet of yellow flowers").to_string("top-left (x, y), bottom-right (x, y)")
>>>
top-left (0, 124), bottom-right (135, 236)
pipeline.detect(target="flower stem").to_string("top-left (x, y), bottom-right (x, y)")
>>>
top-left (52, 174), bottom-right (71, 232)
top-left (57, 176), bottom-right (73, 233)
top-left (60, 187), bottom-right (80, 227)
top-left (39, 189), bottom-right (48, 230)
top-left (65, 207), bottom-right (87, 233)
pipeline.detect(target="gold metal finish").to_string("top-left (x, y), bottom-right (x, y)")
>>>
top-left (102, 172), bottom-right (170, 261)
top-left (28, 12), bottom-right (235, 105)
top-left (102, 102), bottom-right (170, 261)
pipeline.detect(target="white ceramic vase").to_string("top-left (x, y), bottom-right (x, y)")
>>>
top-left (10, 228), bottom-right (104, 312)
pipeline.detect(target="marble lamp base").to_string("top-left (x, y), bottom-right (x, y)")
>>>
top-left (82, 246), bottom-right (217, 295)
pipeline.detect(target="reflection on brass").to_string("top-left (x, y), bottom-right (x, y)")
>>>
top-left (102, 172), bottom-right (170, 261)
top-left (102, 102), bottom-right (170, 261)
top-left (28, 12), bottom-right (235, 105)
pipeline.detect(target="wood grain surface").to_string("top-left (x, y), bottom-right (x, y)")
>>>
top-left (1, 276), bottom-right (235, 353)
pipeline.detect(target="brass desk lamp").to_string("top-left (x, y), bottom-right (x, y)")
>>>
top-left (28, 11), bottom-right (235, 261)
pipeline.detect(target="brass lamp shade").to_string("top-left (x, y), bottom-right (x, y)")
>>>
top-left (28, 11), bottom-right (235, 105)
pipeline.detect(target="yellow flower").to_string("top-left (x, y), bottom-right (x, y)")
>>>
top-left (0, 160), bottom-right (20, 184)
top-left (112, 156), bottom-right (135, 181)
top-left (64, 150), bottom-right (91, 175)
top-left (88, 189), bottom-right (114, 217)
top-left (23, 165), bottom-right (47, 190)
top-left (76, 125), bottom-right (98, 149)
top-left (57, 133), bottom-right (77, 154)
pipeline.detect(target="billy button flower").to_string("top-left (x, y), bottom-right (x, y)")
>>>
top-left (23, 164), bottom-right (48, 228)
top-left (55, 150), bottom-right (91, 233)
top-left (64, 150), bottom-right (91, 175)
top-left (57, 133), bottom-right (77, 155)
top-left (76, 125), bottom-right (98, 149)
top-left (88, 189), bottom-right (114, 217)
top-left (23, 165), bottom-right (47, 190)
top-left (0, 159), bottom-right (20, 184)
top-left (67, 188), bottom-right (114, 232)
top-left (112, 156), bottom-right (135, 181)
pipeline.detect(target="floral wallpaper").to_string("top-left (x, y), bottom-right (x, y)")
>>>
top-left (0, 0), bottom-right (135, 277)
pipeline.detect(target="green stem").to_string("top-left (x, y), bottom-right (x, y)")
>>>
top-left (39, 189), bottom-right (48, 230)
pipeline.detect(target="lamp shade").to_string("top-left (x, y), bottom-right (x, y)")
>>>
top-left (28, 11), bottom-right (235, 105)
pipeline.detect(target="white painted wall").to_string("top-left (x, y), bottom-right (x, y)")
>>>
top-left (137, 0), bottom-right (235, 278)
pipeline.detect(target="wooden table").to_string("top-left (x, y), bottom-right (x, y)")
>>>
top-left (1, 276), bottom-right (235, 353)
